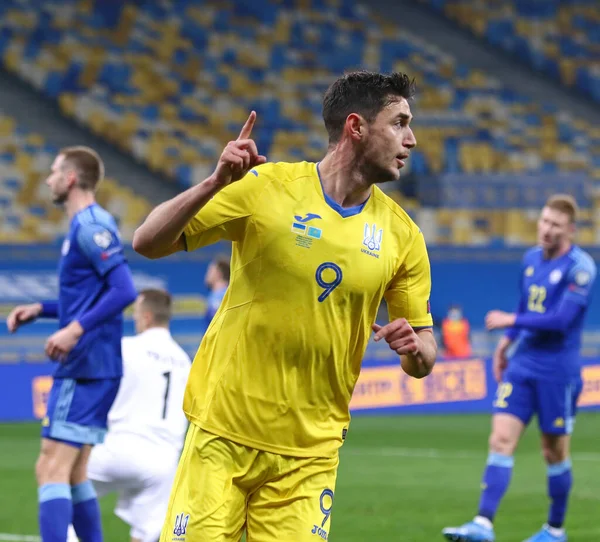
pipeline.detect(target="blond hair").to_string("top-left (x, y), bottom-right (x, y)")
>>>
top-left (545, 194), bottom-right (578, 223)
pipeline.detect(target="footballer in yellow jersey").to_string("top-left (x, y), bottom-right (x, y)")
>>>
top-left (135, 71), bottom-right (437, 542)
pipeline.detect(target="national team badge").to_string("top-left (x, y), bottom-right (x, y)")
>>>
top-left (363, 223), bottom-right (382, 251)
top-left (549, 269), bottom-right (562, 284)
top-left (361, 223), bottom-right (383, 258)
top-left (525, 266), bottom-right (534, 277)
top-left (173, 512), bottom-right (189, 539)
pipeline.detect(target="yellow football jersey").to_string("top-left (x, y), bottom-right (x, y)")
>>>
top-left (183, 161), bottom-right (433, 458)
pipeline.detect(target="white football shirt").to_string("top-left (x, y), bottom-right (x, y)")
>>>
top-left (107, 327), bottom-right (191, 451)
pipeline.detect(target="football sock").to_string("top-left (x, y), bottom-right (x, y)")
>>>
top-left (477, 452), bottom-right (514, 522)
top-left (72, 481), bottom-right (103, 542)
top-left (39, 483), bottom-right (72, 542)
top-left (547, 459), bottom-right (572, 529)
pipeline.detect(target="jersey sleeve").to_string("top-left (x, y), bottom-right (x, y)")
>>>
top-left (183, 167), bottom-right (272, 252)
top-left (505, 257), bottom-right (528, 340)
top-left (384, 230), bottom-right (433, 328)
top-left (564, 256), bottom-right (597, 306)
top-left (76, 222), bottom-right (125, 277)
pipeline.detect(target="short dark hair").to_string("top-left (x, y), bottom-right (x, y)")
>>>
top-left (139, 289), bottom-right (172, 325)
top-left (322, 71), bottom-right (416, 144)
top-left (59, 146), bottom-right (104, 191)
top-left (213, 255), bottom-right (231, 282)
top-left (545, 194), bottom-right (578, 224)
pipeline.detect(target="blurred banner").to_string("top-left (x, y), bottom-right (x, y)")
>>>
top-left (1, 357), bottom-right (599, 422)
top-left (350, 358), bottom-right (600, 415)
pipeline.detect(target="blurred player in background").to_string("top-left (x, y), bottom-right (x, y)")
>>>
top-left (6, 146), bottom-right (137, 542)
top-left (443, 195), bottom-right (596, 542)
top-left (134, 70), bottom-right (437, 541)
top-left (67, 289), bottom-right (191, 542)
top-left (204, 254), bottom-right (230, 327)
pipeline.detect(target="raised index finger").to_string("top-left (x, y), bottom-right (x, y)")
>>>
top-left (237, 111), bottom-right (257, 141)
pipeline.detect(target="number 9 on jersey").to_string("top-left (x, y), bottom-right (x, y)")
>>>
top-left (315, 262), bottom-right (343, 302)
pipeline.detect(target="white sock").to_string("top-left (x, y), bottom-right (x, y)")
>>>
top-left (474, 516), bottom-right (493, 530)
top-left (546, 524), bottom-right (565, 537)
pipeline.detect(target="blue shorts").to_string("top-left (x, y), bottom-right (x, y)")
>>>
top-left (492, 371), bottom-right (583, 435)
top-left (41, 378), bottom-right (120, 448)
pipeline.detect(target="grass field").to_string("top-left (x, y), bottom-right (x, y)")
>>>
top-left (1, 413), bottom-right (599, 541)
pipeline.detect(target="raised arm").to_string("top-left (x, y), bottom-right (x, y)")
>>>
top-left (133, 112), bottom-right (266, 259)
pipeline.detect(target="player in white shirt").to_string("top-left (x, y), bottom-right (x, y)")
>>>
top-left (67, 289), bottom-right (191, 542)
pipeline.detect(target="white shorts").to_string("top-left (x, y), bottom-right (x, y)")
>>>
top-left (88, 432), bottom-right (180, 542)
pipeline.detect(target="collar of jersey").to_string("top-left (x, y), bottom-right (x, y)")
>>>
top-left (73, 202), bottom-right (99, 223)
top-left (139, 327), bottom-right (171, 338)
top-left (315, 162), bottom-right (370, 218)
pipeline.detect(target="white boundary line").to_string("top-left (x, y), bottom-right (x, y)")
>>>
top-left (0, 535), bottom-right (40, 542)
top-left (343, 447), bottom-right (600, 462)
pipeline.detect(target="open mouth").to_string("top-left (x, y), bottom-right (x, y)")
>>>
top-left (396, 155), bottom-right (409, 168)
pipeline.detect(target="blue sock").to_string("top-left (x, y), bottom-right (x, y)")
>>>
top-left (72, 481), bottom-right (103, 542)
top-left (477, 453), bottom-right (514, 522)
top-left (547, 459), bottom-right (572, 529)
top-left (39, 483), bottom-right (72, 542)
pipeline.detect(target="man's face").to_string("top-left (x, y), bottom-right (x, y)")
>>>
top-left (46, 154), bottom-right (72, 204)
top-left (537, 206), bottom-right (573, 252)
top-left (359, 97), bottom-right (417, 183)
top-left (204, 263), bottom-right (219, 289)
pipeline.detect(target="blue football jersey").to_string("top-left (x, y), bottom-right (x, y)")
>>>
top-left (204, 285), bottom-right (227, 328)
top-left (510, 245), bottom-right (596, 379)
top-left (54, 204), bottom-right (127, 379)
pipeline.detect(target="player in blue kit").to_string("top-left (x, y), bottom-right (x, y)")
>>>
top-left (443, 195), bottom-right (596, 542)
top-left (203, 255), bottom-right (230, 328)
top-left (6, 146), bottom-right (137, 542)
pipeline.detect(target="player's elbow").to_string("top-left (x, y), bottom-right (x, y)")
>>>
top-left (400, 355), bottom-right (434, 379)
top-left (133, 228), bottom-right (183, 260)
top-left (132, 229), bottom-right (162, 260)
top-left (132, 228), bottom-right (152, 257)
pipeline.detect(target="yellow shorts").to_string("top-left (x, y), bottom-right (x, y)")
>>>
top-left (160, 424), bottom-right (339, 542)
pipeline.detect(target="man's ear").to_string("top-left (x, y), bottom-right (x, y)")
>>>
top-left (346, 113), bottom-right (366, 141)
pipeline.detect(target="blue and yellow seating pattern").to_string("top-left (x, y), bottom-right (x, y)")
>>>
top-left (421, 0), bottom-right (600, 103)
top-left (0, 0), bottom-right (598, 245)
top-left (0, 111), bottom-right (150, 243)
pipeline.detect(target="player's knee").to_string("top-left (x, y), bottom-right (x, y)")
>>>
top-left (36, 451), bottom-right (63, 484)
top-left (69, 464), bottom-right (87, 486)
top-left (541, 445), bottom-right (567, 464)
top-left (488, 431), bottom-right (517, 455)
top-left (35, 447), bottom-right (72, 484)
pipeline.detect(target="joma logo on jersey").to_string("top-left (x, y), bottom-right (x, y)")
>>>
top-left (292, 213), bottom-right (322, 240)
top-left (311, 524), bottom-right (328, 540)
top-left (173, 512), bottom-right (189, 539)
top-left (361, 223), bottom-right (383, 258)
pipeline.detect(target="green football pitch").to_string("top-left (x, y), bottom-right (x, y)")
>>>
top-left (1, 413), bottom-right (598, 541)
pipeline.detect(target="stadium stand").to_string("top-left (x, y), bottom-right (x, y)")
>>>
top-left (420, 0), bottom-right (600, 103)
top-left (0, 0), bottom-right (598, 246)
top-left (0, 110), bottom-right (150, 243)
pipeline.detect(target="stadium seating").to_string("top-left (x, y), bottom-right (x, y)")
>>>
top-left (0, 111), bottom-right (150, 243)
top-left (420, 0), bottom-right (600, 103)
top-left (0, 0), bottom-right (598, 245)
